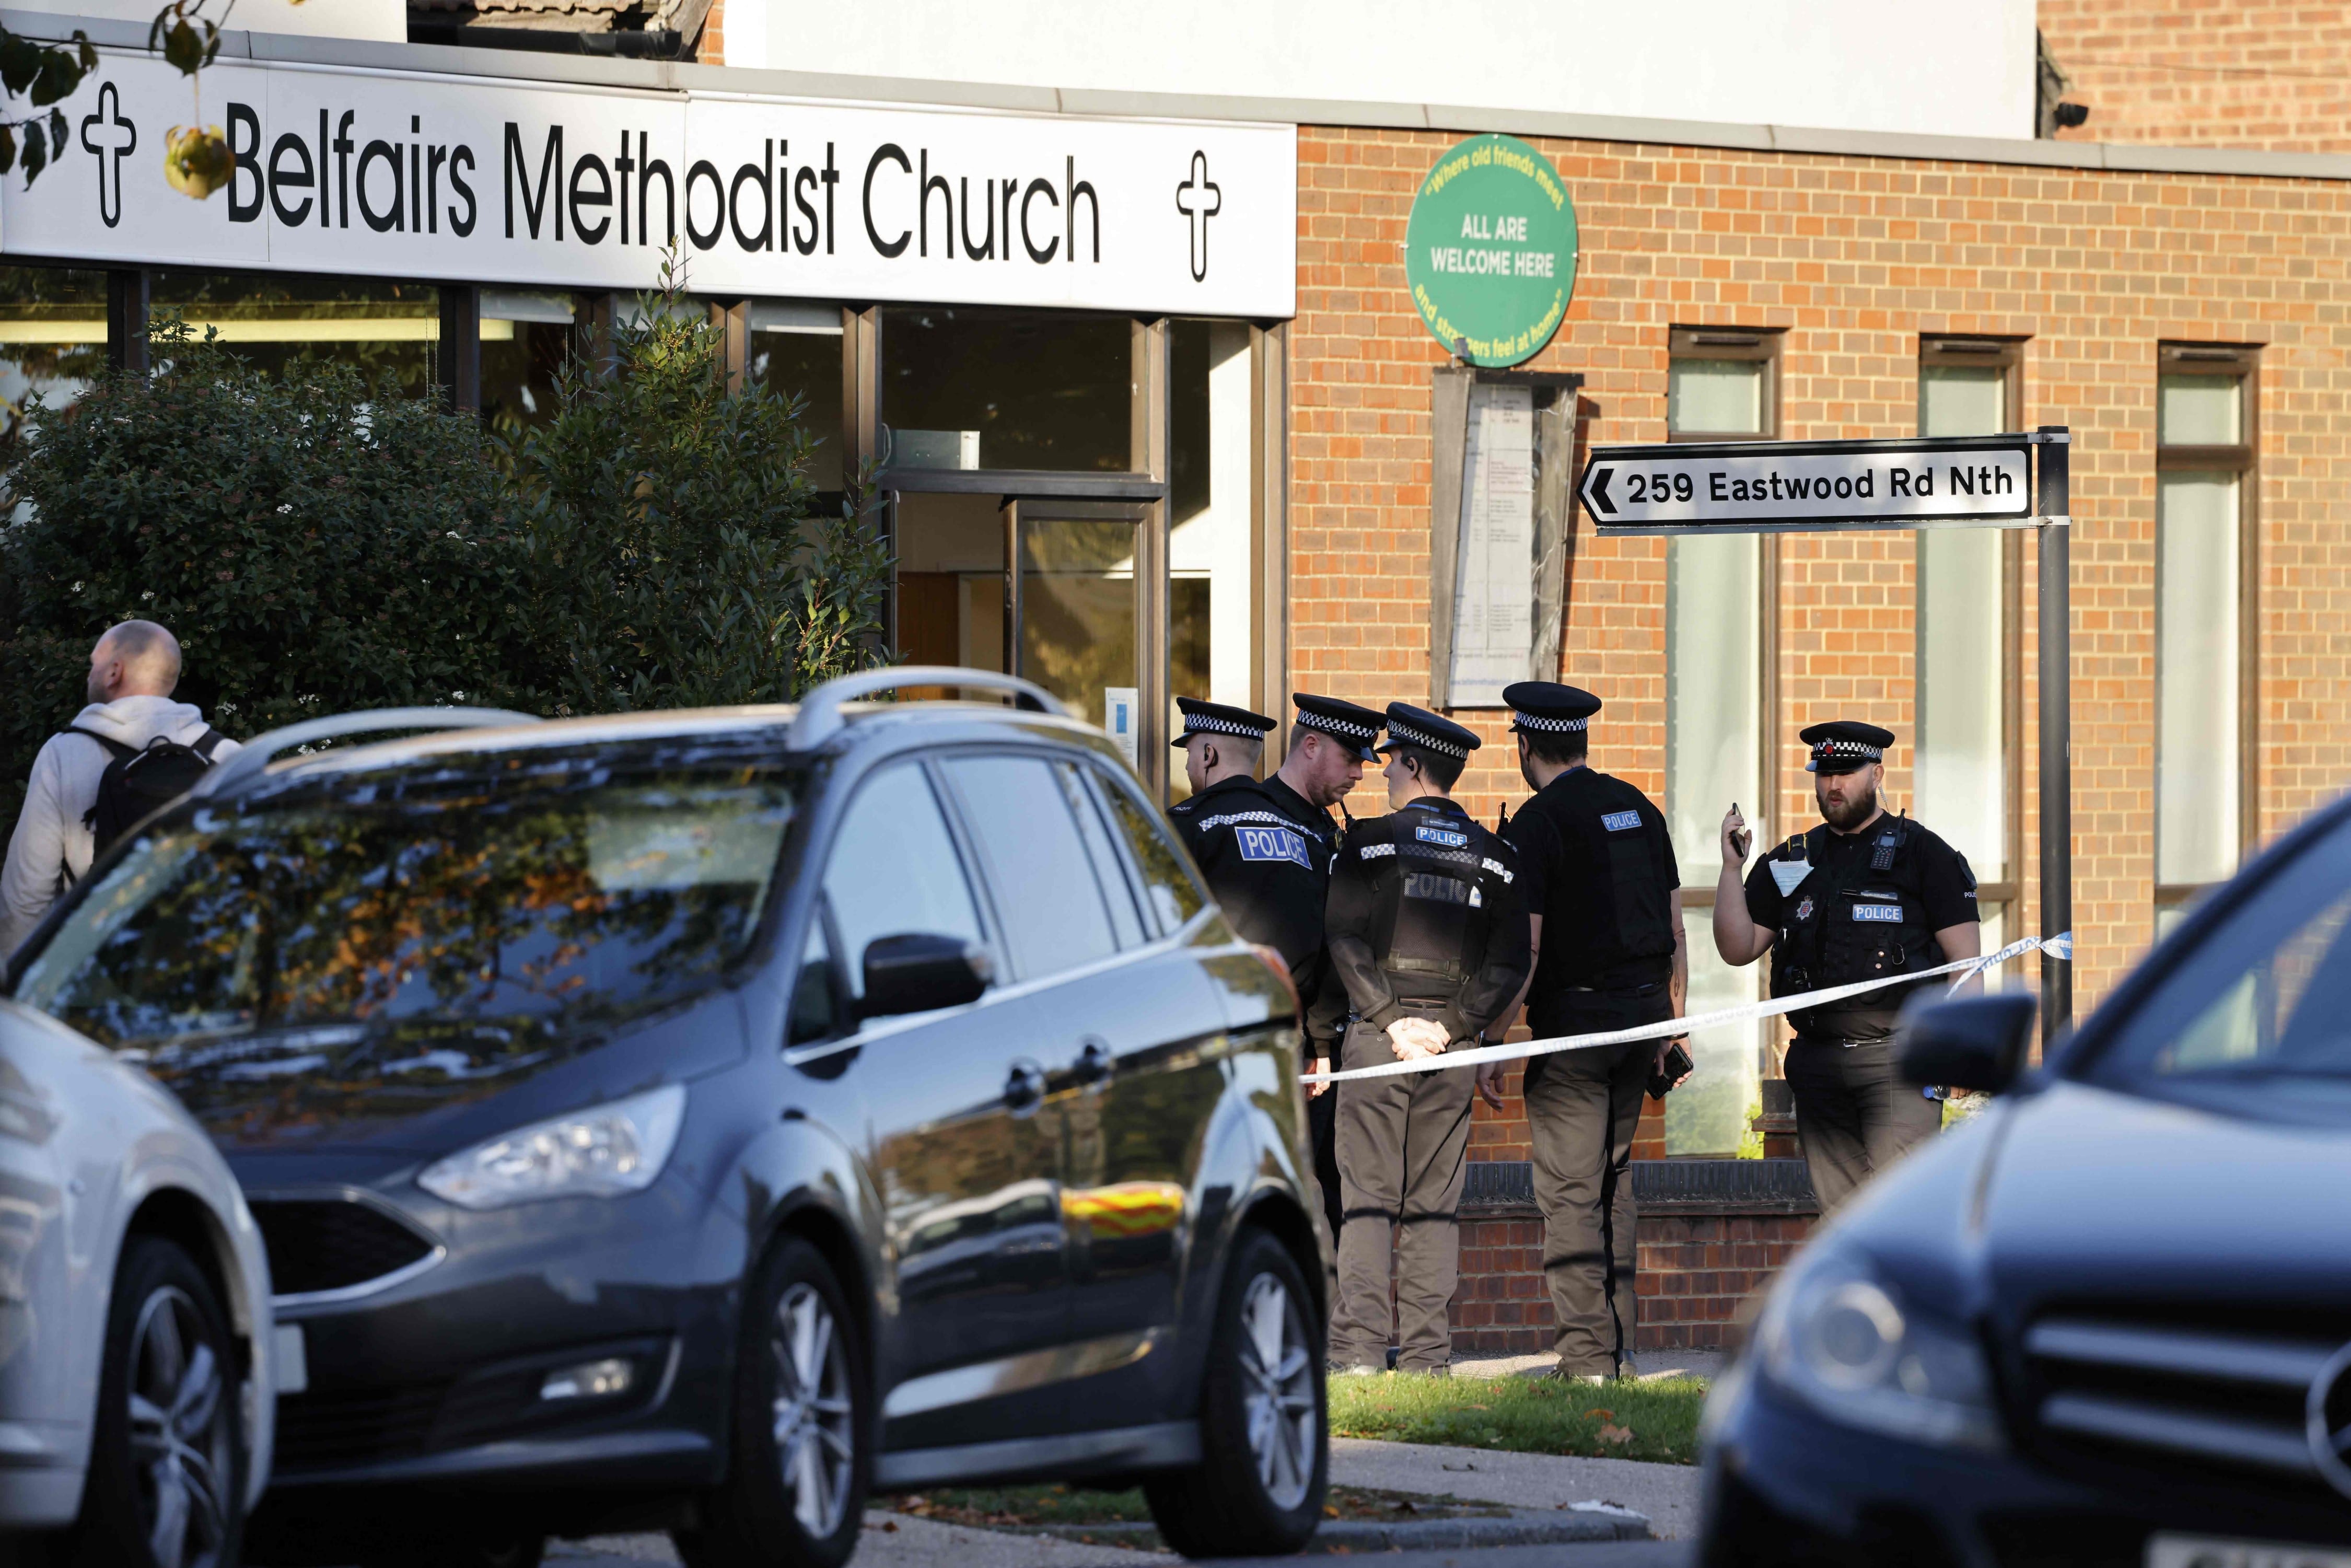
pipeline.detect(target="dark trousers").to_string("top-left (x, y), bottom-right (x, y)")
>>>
top-left (1307, 1083), bottom-right (1345, 1248)
top-left (1332, 1014), bottom-right (1475, 1372)
top-left (1524, 989), bottom-right (1669, 1376)
top-left (1784, 1037), bottom-right (1943, 1212)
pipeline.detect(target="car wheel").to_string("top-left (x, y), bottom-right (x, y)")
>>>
top-left (1144, 1225), bottom-right (1327, 1558)
top-left (67, 1234), bottom-right (244, 1568)
top-left (673, 1235), bottom-right (869, 1568)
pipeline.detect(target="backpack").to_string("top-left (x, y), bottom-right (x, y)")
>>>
top-left (70, 726), bottom-right (228, 861)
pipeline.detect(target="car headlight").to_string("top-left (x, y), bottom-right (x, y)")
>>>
top-left (418, 1085), bottom-right (686, 1210)
top-left (1753, 1246), bottom-right (2004, 1453)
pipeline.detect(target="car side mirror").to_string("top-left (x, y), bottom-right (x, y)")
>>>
top-left (858, 933), bottom-right (993, 1020)
top-left (1896, 992), bottom-right (2037, 1094)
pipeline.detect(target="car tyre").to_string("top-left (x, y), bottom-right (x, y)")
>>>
top-left (673, 1235), bottom-right (869, 1568)
top-left (1144, 1226), bottom-right (1327, 1558)
top-left (66, 1234), bottom-right (245, 1568)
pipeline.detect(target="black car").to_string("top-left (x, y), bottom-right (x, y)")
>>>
top-left (4, 669), bottom-right (1329, 1567)
top-left (1698, 789), bottom-right (2351, 1566)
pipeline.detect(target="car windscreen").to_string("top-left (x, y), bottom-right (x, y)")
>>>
top-left (13, 758), bottom-right (797, 1059)
top-left (2080, 810), bottom-right (2351, 1121)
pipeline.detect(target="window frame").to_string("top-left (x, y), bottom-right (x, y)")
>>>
top-left (1916, 336), bottom-right (2029, 918)
top-left (1664, 326), bottom-right (1783, 922)
top-left (2154, 341), bottom-right (2261, 922)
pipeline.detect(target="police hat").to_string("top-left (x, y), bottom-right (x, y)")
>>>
top-left (1503, 681), bottom-right (1601, 735)
top-left (1801, 720), bottom-right (1896, 774)
top-left (1377, 703), bottom-right (1481, 761)
top-left (1291, 693), bottom-right (1386, 762)
top-left (1173, 697), bottom-right (1276, 747)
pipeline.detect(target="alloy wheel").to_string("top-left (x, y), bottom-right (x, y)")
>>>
top-left (125, 1284), bottom-right (233, 1568)
top-left (1237, 1272), bottom-right (1318, 1511)
top-left (770, 1282), bottom-right (856, 1538)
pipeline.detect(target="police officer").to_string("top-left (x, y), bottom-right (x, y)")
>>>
top-left (1168, 693), bottom-right (1383, 1243)
top-left (1712, 721), bottom-right (1983, 1211)
top-left (1480, 682), bottom-right (1687, 1382)
top-left (1320, 703), bottom-right (1530, 1376)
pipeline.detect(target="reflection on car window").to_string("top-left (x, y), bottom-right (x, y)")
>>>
top-left (1062, 762), bottom-right (1146, 948)
top-left (942, 754), bottom-right (1118, 979)
top-left (1092, 765), bottom-right (1205, 933)
top-left (16, 765), bottom-right (797, 1054)
top-left (2089, 822), bottom-right (2351, 1101)
top-left (821, 764), bottom-right (983, 1002)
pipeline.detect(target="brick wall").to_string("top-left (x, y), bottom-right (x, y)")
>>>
top-left (1451, 1166), bottom-right (1819, 1356)
top-left (2041, 0), bottom-right (2351, 152)
top-left (1291, 123), bottom-right (2351, 1032)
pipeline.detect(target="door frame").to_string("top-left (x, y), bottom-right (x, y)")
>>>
top-left (1001, 497), bottom-right (1162, 786)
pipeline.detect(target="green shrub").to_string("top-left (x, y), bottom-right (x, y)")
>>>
top-left (0, 321), bottom-right (538, 828)
top-left (509, 259), bottom-right (890, 715)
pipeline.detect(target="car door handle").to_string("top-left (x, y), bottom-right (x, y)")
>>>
top-left (1004, 1058), bottom-right (1048, 1112)
top-left (1070, 1039), bottom-right (1115, 1088)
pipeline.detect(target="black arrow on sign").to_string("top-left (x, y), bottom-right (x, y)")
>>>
top-left (1584, 464), bottom-right (1617, 515)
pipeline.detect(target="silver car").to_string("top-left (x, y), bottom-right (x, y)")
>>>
top-left (0, 994), bottom-right (277, 1567)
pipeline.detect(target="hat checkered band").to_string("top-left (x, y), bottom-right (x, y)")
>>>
top-left (1812, 739), bottom-right (1882, 761)
top-left (1183, 715), bottom-right (1264, 738)
top-left (1298, 710), bottom-right (1377, 742)
top-left (1512, 712), bottom-right (1589, 733)
top-left (1384, 719), bottom-right (1470, 759)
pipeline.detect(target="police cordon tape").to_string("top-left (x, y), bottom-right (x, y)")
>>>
top-left (1299, 930), bottom-right (2073, 1086)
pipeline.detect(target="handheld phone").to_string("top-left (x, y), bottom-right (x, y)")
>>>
top-left (1729, 803), bottom-right (1752, 860)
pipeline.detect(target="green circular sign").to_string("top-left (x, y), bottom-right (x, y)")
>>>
top-left (1404, 134), bottom-right (1578, 368)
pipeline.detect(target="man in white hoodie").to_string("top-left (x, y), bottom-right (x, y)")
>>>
top-left (0, 621), bottom-right (242, 959)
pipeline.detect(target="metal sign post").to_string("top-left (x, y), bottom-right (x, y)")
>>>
top-left (1577, 429), bottom-right (2073, 1051)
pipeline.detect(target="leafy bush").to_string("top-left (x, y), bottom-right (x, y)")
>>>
top-left (509, 260), bottom-right (889, 715)
top-left (0, 321), bottom-right (538, 827)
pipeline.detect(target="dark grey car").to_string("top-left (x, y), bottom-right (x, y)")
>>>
top-left (4, 670), bottom-right (1330, 1567)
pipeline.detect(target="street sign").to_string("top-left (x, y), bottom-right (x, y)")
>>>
top-left (1578, 434), bottom-right (2034, 535)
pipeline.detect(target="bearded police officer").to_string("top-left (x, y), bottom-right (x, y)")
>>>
top-left (1712, 722), bottom-right (1982, 1211)
top-left (1479, 682), bottom-right (1687, 1382)
top-left (1320, 703), bottom-right (1530, 1376)
top-left (1168, 693), bottom-right (1383, 1242)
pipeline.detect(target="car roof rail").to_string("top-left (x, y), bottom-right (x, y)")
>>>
top-left (192, 706), bottom-right (544, 799)
top-left (787, 666), bottom-right (1067, 752)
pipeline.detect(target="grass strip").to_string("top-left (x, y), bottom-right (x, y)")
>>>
top-left (1328, 1373), bottom-right (1706, 1466)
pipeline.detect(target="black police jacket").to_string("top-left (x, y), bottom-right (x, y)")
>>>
top-left (1167, 773), bottom-right (1337, 1013)
top-left (1758, 815), bottom-right (1969, 1042)
top-left (1316, 797), bottom-right (1531, 1049)
top-left (1503, 765), bottom-right (1680, 996)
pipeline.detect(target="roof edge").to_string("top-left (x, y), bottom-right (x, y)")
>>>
top-left (12, 7), bottom-right (2351, 184)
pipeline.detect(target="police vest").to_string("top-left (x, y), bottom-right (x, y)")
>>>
top-left (1766, 817), bottom-right (1943, 1042)
top-left (1353, 807), bottom-right (1514, 989)
top-left (1523, 775), bottom-right (1676, 989)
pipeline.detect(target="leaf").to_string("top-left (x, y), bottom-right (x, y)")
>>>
top-left (20, 122), bottom-right (43, 181)
top-left (161, 16), bottom-right (204, 75)
top-left (0, 124), bottom-right (18, 177)
top-left (1581, 1408), bottom-right (1613, 1421)
top-left (1597, 1423), bottom-right (1634, 1445)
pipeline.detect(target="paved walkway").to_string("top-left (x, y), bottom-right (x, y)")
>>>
top-left (1330, 1436), bottom-right (1702, 1540)
top-left (551, 1513), bottom-right (1177, 1567)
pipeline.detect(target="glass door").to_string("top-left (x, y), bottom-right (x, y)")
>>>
top-left (1003, 500), bottom-right (1155, 774)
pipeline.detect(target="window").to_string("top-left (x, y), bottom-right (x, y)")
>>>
top-left (1063, 763), bottom-right (1148, 948)
top-left (2086, 810), bottom-right (2351, 1125)
top-left (821, 763), bottom-right (985, 1003)
top-left (1917, 339), bottom-right (2023, 958)
top-left (1665, 326), bottom-right (1777, 1156)
top-left (1167, 319), bottom-right (1255, 797)
top-left (880, 306), bottom-right (1132, 472)
top-left (941, 754), bottom-right (1120, 978)
top-left (1091, 763), bottom-right (1206, 934)
top-left (789, 910), bottom-right (839, 1044)
top-left (2156, 345), bottom-right (2257, 923)
top-left (0, 265), bottom-right (105, 460)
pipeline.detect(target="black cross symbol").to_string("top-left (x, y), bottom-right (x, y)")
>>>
top-left (79, 81), bottom-right (137, 230)
top-left (1174, 149), bottom-right (1221, 284)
